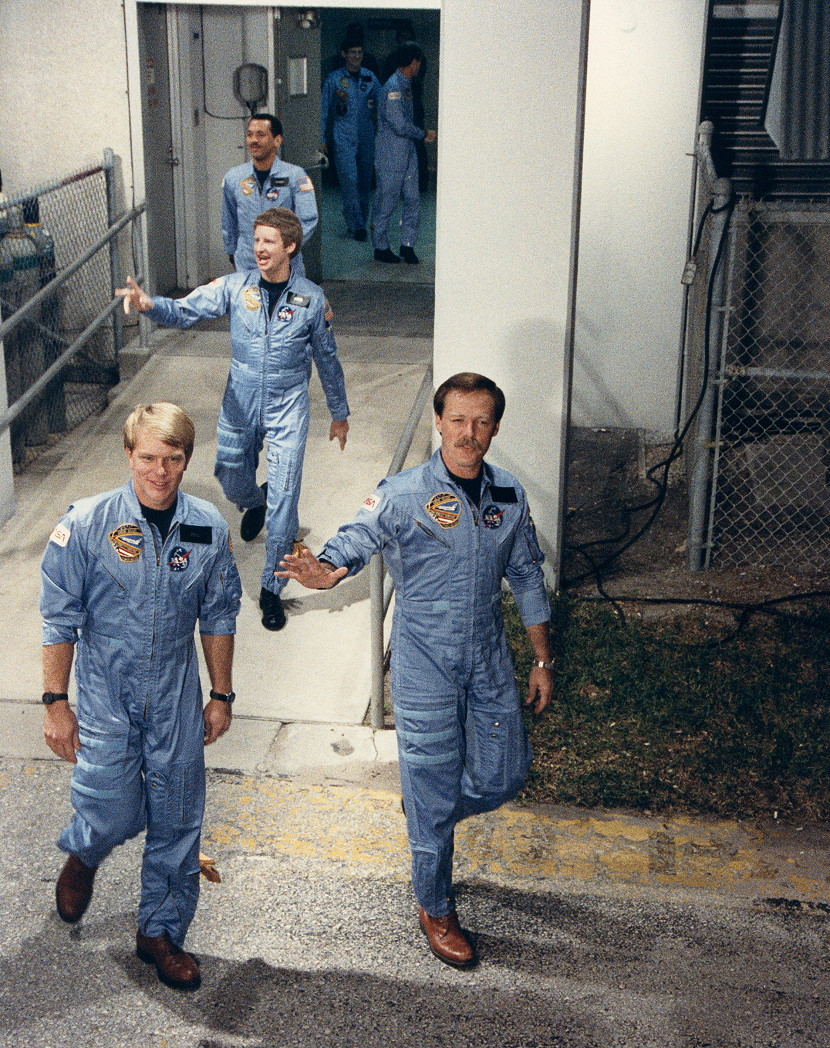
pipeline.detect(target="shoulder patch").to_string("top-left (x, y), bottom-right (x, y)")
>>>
top-left (489, 485), bottom-right (518, 504)
top-left (298, 176), bottom-right (314, 192)
top-left (49, 524), bottom-right (70, 547)
top-left (180, 523), bottom-right (213, 544)
top-left (324, 299), bottom-right (334, 322)
top-left (362, 493), bottom-right (381, 512)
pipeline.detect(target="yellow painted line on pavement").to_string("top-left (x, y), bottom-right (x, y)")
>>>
top-left (204, 779), bottom-right (830, 903)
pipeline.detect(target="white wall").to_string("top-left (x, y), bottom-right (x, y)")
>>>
top-left (0, 0), bottom-right (136, 201)
top-left (574, 0), bottom-right (706, 437)
top-left (433, 0), bottom-right (586, 583)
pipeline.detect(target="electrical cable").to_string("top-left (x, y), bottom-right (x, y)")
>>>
top-left (562, 194), bottom-right (735, 596)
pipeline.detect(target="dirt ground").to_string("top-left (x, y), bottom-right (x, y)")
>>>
top-left (561, 427), bottom-right (830, 619)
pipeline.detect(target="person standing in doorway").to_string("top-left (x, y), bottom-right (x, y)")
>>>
top-left (222, 114), bottom-right (318, 276)
top-left (372, 44), bottom-right (436, 265)
top-left (320, 37), bottom-right (381, 243)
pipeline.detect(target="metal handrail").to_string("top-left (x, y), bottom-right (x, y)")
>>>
top-left (368, 364), bottom-right (433, 729)
top-left (0, 202), bottom-right (146, 343)
top-left (0, 275), bottom-right (144, 436)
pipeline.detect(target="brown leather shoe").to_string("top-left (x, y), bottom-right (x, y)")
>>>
top-left (55, 854), bottom-right (97, 923)
top-left (418, 907), bottom-right (477, 969)
top-left (136, 931), bottom-right (201, 990)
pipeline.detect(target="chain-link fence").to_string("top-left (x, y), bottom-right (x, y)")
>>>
top-left (705, 199), bottom-right (830, 568)
top-left (0, 153), bottom-right (144, 471)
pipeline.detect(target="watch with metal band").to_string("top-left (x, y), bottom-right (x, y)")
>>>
top-left (209, 689), bottom-right (236, 706)
top-left (42, 691), bottom-right (69, 705)
top-left (533, 660), bottom-right (555, 671)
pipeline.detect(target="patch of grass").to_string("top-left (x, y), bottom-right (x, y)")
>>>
top-left (505, 594), bottom-right (830, 821)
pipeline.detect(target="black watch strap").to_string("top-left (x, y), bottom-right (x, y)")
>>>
top-left (42, 691), bottom-right (69, 705)
top-left (209, 689), bottom-right (235, 705)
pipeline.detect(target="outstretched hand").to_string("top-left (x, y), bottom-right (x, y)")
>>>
top-left (276, 547), bottom-right (348, 590)
top-left (116, 275), bottom-right (152, 315)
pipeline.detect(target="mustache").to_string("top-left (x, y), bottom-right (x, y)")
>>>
top-left (454, 438), bottom-right (483, 450)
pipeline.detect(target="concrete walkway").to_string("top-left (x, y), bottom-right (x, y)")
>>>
top-left (1, 293), bottom-right (829, 912)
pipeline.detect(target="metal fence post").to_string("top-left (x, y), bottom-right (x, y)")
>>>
top-left (103, 148), bottom-right (123, 366)
top-left (687, 177), bottom-right (732, 571)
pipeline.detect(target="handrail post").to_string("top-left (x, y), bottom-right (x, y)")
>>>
top-left (369, 555), bottom-right (385, 729)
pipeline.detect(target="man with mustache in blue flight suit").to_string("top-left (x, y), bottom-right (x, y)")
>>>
top-left (222, 114), bottom-right (318, 277)
top-left (119, 208), bottom-right (350, 632)
top-left (277, 373), bottom-right (553, 969)
top-left (41, 402), bottom-right (241, 991)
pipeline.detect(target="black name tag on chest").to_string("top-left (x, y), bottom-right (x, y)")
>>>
top-left (489, 486), bottom-right (517, 503)
top-left (270, 177), bottom-right (290, 188)
top-left (179, 524), bottom-right (213, 544)
top-left (287, 293), bottom-right (311, 307)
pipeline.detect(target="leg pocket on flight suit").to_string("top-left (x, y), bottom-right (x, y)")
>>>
top-left (266, 441), bottom-right (302, 496)
top-left (146, 759), bottom-right (205, 833)
top-left (465, 703), bottom-right (531, 801)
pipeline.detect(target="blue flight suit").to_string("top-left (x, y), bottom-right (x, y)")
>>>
top-left (40, 481), bottom-right (241, 946)
top-left (372, 70), bottom-right (426, 252)
top-left (317, 450), bottom-right (549, 916)
top-left (320, 65), bottom-right (380, 234)
top-left (147, 271), bottom-right (349, 596)
top-left (222, 159), bottom-right (318, 276)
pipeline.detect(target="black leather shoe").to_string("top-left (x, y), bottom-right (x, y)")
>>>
top-left (259, 587), bottom-right (286, 631)
top-left (374, 248), bottom-right (400, 264)
top-left (399, 246), bottom-right (420, 265)
top-left (56, 853), bottom-right (97, 923)
top-left (240, 483), bottom-right (267, 542)
top-left (353, 228), bottom-right (368, 242)
top-left (136, 930), bottom-right (201, 991)
top-left (418, 907), bottom-right (477, 969)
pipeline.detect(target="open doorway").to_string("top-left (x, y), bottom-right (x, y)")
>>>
top-left (318, 8), bottom-right (440, 285)
top-left (137, 3), bottom-right (438, 292)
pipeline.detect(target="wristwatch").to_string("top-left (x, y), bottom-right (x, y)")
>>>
top-left (533, 660), bottom-right (555, 671)
top-left (209, 689), bottom-right (236, 706)
top-left (42, 691), bottom-right (69, 705)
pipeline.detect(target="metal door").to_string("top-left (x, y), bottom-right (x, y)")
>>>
top-left (137, 3), bottom-right (179, 294)
top-left (274, 8), bottom-right (323, 283)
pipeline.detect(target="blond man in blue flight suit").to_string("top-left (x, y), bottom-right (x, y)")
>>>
top-left (222, 113), bottom-right (317, 276)
top-left (41, 403), bottom-right (241, 991)
top-left (278, 373), bottom-right (553, 969)
top-left (119, 208), bottom-right (349, 632)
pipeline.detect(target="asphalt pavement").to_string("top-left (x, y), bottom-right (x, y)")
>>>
top-left (0, 288), bottom-right (828, 1046)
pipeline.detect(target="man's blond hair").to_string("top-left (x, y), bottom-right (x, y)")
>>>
top-left (123, 403), bottom-right (195, 462)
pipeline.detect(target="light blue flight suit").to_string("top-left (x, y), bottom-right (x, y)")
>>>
top-left (372, 69), bottom-right (426, 252)
top-left (147, 271), bottom-right (349, 597)
top-left (320, 65), bottom-right (380, 235)
top-left (317, 449), bottom-right (549, 916)
top-left (222, 159), bottom-right (318, 276)
top-left (40, 481), bottom-right (241, 946)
